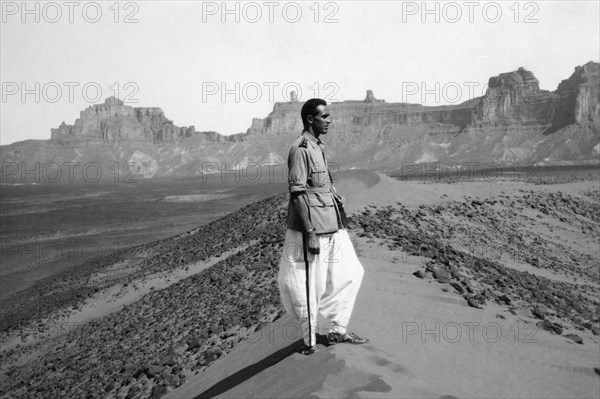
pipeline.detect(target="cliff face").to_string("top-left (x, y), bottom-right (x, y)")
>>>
top-left (2, 62), bottom-right (598, 181)
top-left (249, 63), bottom-right (599, 138)
top-left (550, 62), bottom-right (600, 132)
top-left (50, 97), bottom-right (237, 145)
top-left (471, 62), bottom-right (599, 133)
top-left (476, 67), bottom-right (553, 125)
top-left (243, 62), bottom-right (599, 168)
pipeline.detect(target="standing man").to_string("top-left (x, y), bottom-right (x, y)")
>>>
top-left (277, 98), bottom-right (368, 355)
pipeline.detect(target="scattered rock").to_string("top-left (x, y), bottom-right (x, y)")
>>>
top-left (205, 347), bottom-right (223, 360)
top-left (187, 337), bottom-right (203, 350)
top-left (466, 297), bottom-right (483, 309)
top-left (531, 307), bottom-right (545, 320)
top-left (125, 384), bottom-right (141, 399)
top-left (151, 384), bottom-right (168, 399)
top-left (511, 307), bottom-right (534, 318)
top-left (449, 282), bottom-right (464, 294)
top-left (104, 382), bottom-right (116, 393)
top-left (146, 364), bottom-right (163, 378)
top-left (536, 320), bottom-right (564, 335)
top-left (433, 269), bottom-right (452, 281)
top-left (564, 334), bottom-right (583, 344)
top-left (497, 294), bottom-right (511, 306)
top-left (413, 270), bottom-right (426, 279)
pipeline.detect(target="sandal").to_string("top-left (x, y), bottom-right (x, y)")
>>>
top-left (327, 331), bottom-right (369, 345)
top-left (299, 345), bottom-right (319, 355)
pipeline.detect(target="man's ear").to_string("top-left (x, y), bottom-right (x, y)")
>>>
top-left (306, 115), bottom-right (314, 125)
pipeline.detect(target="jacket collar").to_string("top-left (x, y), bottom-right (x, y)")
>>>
top-left (301, 131), bottom-right (324, 146)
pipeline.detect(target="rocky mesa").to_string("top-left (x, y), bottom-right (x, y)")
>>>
top-left (50, 96), bottom-right (238, 146)
top-left (247, 61), bottom-right (599, 168)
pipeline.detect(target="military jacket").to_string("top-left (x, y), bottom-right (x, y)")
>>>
top-left (286, 131), bottom-right (341, 233)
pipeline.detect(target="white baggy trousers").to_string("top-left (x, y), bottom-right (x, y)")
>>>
top-left (277, 228), bottom-right (364, 347)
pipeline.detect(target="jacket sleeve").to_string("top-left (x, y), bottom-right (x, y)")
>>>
top-left (287, 145), bottom-right (309, 193)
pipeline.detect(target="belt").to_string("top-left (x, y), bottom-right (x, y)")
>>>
top-left (305, 187), bottom-right (331, 193)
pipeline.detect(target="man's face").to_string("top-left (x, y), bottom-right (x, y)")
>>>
top-left (310, 105), bottom-right (331, 135)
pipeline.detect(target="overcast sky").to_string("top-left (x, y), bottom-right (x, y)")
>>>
top-left (1, 0), bottom-right (599, 145)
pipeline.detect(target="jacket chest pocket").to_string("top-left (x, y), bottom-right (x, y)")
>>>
top-left (309, 166), bottom-right (328, 187)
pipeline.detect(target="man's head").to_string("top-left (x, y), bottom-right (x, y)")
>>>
top-left (301, 98), bottom-right (331, 136)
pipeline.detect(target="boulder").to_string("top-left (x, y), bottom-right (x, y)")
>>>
top-left (564, 334), bottom-right (583, 344)
top-left (151, 384), bottom-right (168, 399)
top-left (536, 320), bottom-right (563, 335)
top-left (413, 270), bottom-right (426, 279)
top-left (433, 268), bottom-right (452, 281)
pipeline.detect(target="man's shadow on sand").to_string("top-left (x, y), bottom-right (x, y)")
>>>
top-left (192, 335), bottom-right (408, 399)
top-left (193, 337), bottom-right (322, 399)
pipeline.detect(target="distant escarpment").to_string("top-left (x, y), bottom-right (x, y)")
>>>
top-left (247, 62), bottom-right (599, 168)
top-left (1, 62), bottom-right (598, 181)
top-left (249, 62), bottom-right (599, 135)
top-left (50, 96), bottom-right (238, 145)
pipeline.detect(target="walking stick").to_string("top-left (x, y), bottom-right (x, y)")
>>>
top-left (302, 232), bottom-right (313, 348)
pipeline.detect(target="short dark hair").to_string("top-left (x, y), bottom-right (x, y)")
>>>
top-left (301, 98), bottom-right (327, 126)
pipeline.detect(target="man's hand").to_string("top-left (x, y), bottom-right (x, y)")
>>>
top-left (307, 231), bottom-right (320, 255)
top-left (333, 193), bottom-right (345, 203)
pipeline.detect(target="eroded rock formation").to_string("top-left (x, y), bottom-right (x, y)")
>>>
top-left (364, 90), bottom-right (385, 103)
top-left (550, 61), bottom-right (600, 132)
top-left (50, 97), bottom-right (234, 145)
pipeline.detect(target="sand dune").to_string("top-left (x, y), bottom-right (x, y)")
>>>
top-left (2, 170), bottom-right (598, 398)
top-left (167, 239), bottom-right (599, 398)
top-left (167, 172), bottom-right (599, 399)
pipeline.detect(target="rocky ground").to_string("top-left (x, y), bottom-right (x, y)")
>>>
top-left (0, 195), bottom-right (290, 398)
top-left (352, 189), bottom-right (599, 333)
top-left (0, 192), bottom-right (287, 335)
top-left (0, 170), bottom-right (598, 398)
